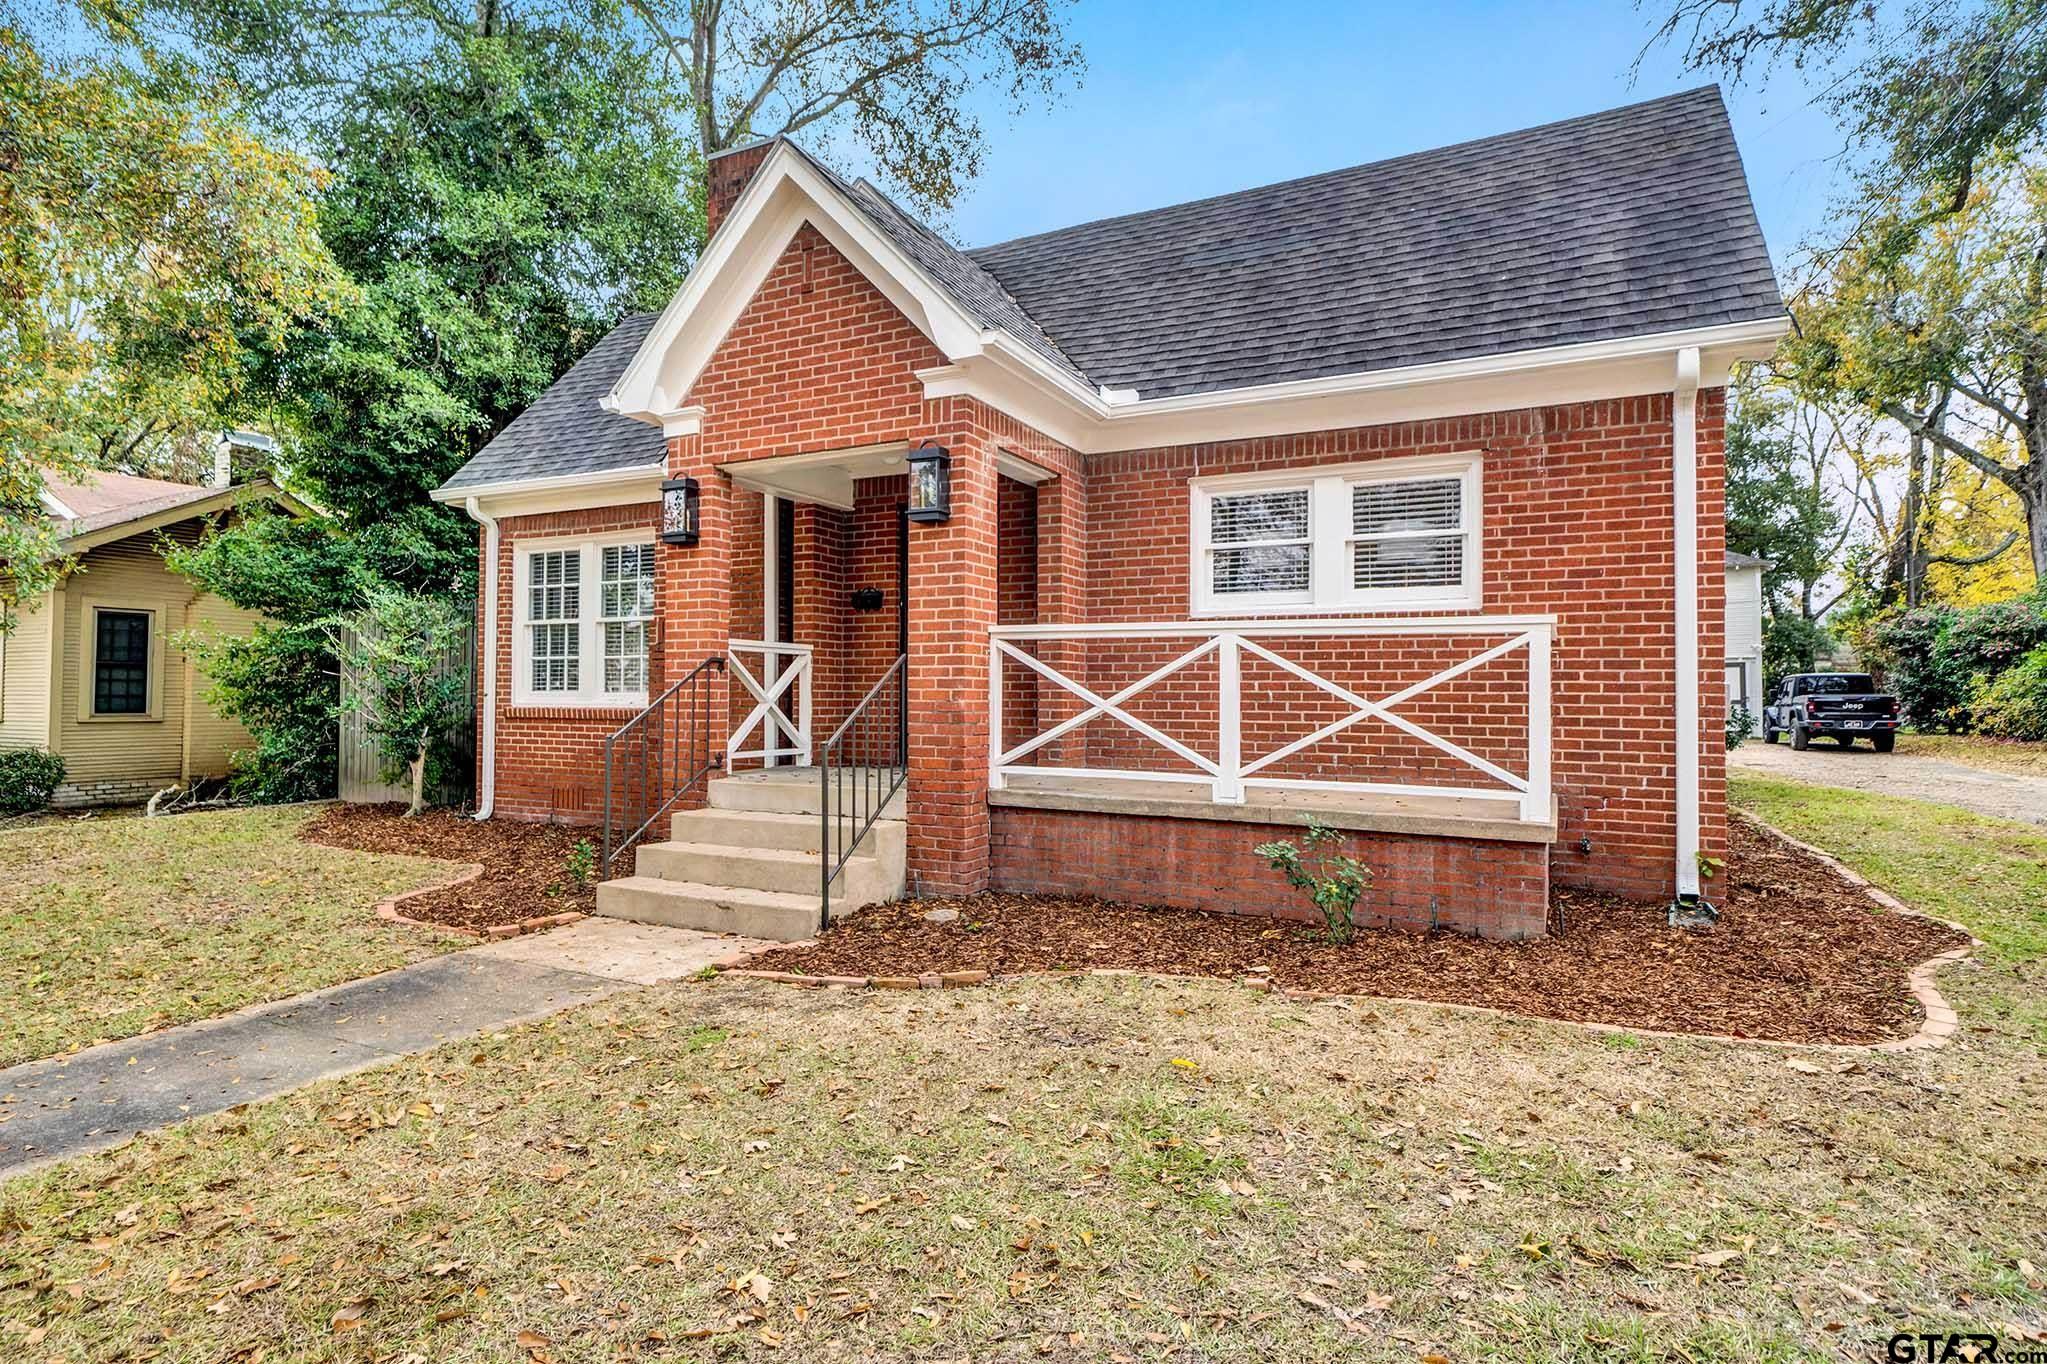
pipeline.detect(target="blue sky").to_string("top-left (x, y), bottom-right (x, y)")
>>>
top-left (945, 1), bottom-right (1856, 278)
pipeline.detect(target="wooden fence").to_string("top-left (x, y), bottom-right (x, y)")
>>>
top-left (336, 618), bottom-right (477, 805)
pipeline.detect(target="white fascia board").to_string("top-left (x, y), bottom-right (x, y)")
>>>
top-left (921, 315), bottom-right (1790, 456)
top-left (429, 464), bottom-right (665, 518)
top-left (605, 144), bottom-right (992, 426)
top-left (39, 489), bottom-right (77, 520)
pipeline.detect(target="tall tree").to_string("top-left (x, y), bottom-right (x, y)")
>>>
top-left (1642, 0), bottom-right (2047, 212)
top-left (274, 17), bottom-right (705, 592)
top-left (0, 22), bottom-right (344, 624)
top-left (1783, 165), bottom-right (2047, 581)
top-left (1724, 374), bottom-right (1852, 617)
top-left (91, 0), bottom-right (1083, 215)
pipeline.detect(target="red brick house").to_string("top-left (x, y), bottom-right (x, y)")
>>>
top-left (433, 88), bottom-right (1786, 943)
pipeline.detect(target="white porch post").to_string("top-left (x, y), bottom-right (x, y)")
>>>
top-left (1673, 346), bottom-right (1702, 900)
top-left (987, 636), bottom-right (1005, 791)
top-left (1522, 624), bottom-right (1552, 824)
top-left (1214, 632), bottom-right (1244, 803)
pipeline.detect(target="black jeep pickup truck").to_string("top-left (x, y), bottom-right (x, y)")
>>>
top-left (1762, 673), bottom-right (1902, 751)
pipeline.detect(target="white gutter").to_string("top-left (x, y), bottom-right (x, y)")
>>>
top-left (428, 463), bottom-right (664, 505)
top-left (1672, 346), bottom-right (1702, 902)
top-left (463, 496), bottom-right (500, 820)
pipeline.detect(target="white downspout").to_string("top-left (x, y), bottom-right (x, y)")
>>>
top-left (463, 496), bottom-right (499, 820)
top-left (1672, 347), bottom-right (1702, 903)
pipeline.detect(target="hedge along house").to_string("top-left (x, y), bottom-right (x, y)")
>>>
top-left (433, 88), bottom-right (1786, 943)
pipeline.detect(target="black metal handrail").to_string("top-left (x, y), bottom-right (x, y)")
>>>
top-left (818, 653), bottom-right (907, 929)
top-left (602, 655), bottom-right (724, 875)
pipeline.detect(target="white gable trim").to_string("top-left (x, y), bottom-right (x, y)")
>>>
top-left (604, 142), bottom-right (1092, 429)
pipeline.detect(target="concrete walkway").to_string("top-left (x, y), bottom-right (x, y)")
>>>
top-left (1731, 741), bottom-right (2047, 827)
top-left (0, 919), bottom-right (765, 1178)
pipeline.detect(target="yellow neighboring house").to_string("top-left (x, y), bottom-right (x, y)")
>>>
top-left (1, 467), bottom-right (306, 807)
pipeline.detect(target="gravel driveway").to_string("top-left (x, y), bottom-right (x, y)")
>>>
top-left (1731, 739), bottom-right (2047, 827)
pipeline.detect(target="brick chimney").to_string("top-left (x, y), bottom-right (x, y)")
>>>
top-left (706, 139), bottom-right (775, 239)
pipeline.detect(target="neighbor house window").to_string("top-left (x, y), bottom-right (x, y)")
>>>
top-left (1191, 454), bottom-right (1481, 613)
top-left (93, 609), bottom-right (152, 715)
top-left (514, 537), bottom-right (655, 705)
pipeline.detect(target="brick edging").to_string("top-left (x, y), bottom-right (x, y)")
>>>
top-left (705, 819), bottom-right (1975, 1055)
top-left (372, 865), bottom-right (589, 942)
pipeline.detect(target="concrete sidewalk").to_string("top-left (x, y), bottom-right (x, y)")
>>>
top-left (0, 918), bottom-right (764, 1178)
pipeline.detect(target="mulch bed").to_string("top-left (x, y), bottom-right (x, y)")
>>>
top-left (743, 820), bottom-right (1969, 1045)
top-left (300, 804), bottom-right (598, 931)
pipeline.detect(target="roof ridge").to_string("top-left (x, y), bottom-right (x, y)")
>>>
top-left (966, 85), bottom-right (1729, 258)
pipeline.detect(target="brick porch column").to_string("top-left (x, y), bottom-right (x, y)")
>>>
top-left (905, 420), bottom-right (999, 895)
top-left (661, 434), bottom-right (733, 809)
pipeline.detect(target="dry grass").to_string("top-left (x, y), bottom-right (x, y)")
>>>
top-left (0, 805), bottom-right (464, 1067)
top-left (3, 963), bottom-right (2044, 1363)
top-left (1896, 733), bottom-right (2047, 778)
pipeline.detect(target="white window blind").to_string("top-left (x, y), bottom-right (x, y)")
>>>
top-left (1192, 455), bottom-right (1481, 612)
top-left (515, 538), bottom-right (656, 704)
top-left (527, 550), bottom-right (581, 693)
top-left (600, 543), bottom-right (655, 694)
top-left (1349, 477), bottom-right (1466, 590)
top-left (1208, 487), bottom-right (1311, 595)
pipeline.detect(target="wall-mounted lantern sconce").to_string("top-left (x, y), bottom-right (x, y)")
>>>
top-left (906, 441), bottom-right (950, 523)
top-left (850, 588), bottom-right (885, 611)
top-left (660, 477), bottom-right (700, 545)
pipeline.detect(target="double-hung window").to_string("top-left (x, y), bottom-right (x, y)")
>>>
top-left (515, 537), bottom-right (655, 705)
top-left (1191, 454), bottom-right (1481, 613)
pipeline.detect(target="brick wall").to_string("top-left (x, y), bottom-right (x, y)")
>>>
top-left (989, 806), bottom-right (1549, 939)
top-left (483, 223), bottom-right (1727, 921)
top-left (487, 502), bottom-right (663, 825)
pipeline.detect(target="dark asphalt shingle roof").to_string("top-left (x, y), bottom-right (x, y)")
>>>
top-left (439, 311), bottom-right (665, 491)
top-left (441, 86), bottom-right (1782, 489)
top-left (966, 86), bottom-right (1782, 399)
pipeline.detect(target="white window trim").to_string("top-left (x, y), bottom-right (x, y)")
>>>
top-left (1188, 452), bottom-right (1483, 616)
top-left (511, 530), bottom-right (656, 707)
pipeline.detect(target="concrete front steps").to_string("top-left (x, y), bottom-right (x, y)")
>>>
top-left (595, 768), bottom-right (906, 941)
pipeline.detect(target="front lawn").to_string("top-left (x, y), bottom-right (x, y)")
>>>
top-left (1896, 732), bottom-right (2047, 778)
top-left (0, 806), bottom-right (464, 1067)
top-left (5, 967), bottom-right (2044, 1363)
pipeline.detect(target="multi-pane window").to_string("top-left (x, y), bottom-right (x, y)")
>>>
top-left (600, 544), bottom-right (655, 694)
top-left (1192, 456), bottom-right (1480, 612)
top-left (93, 610), bottom-right (151, 715)
top-left (516, 540), bottom-right (655, 703)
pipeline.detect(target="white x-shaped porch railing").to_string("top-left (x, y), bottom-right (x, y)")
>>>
top-left (728, 639), bottom-right (813, 768)
top-left (987, 617), bottom-right (1553, 822)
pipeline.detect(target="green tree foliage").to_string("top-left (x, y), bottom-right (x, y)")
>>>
top-left (1783, 166), bottom-right (2047, 580)
top-left (274, 21), bottom-right (703, 592)
top-left (1867, 592), bottom-right (2047, 731)
top-left (1644, 0), bottom-right (2047, 212)
top-left (1724, 375), bottom-right (1846, 612)
top-left (1972, 643), bottom-right (2047, 739)
top-left (1762, 612), bottom-right (1832, 695)
top-left (0, 22), bottom-right (343, 624)
top-left (329, 590), bottom-right (472, 815)
top-left (180, 625), bottom-right (337, 801)
top-left (100, 0), bottom-right (1084, 217)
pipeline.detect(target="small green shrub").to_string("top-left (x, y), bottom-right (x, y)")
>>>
top-left (0, 747), bottom-right (66, 814)
top-left (1253, 817), bottom-right (1373, 944)
top-left (1971, 644), bottom-right (2047, 742)
top-left (1725, 702), bottom-right (1756, 750)
top-left (566, 837), bottom-right (597, 889)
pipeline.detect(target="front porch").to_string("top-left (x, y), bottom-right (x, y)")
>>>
top-left (599, 437), bottom-right (1560, 939)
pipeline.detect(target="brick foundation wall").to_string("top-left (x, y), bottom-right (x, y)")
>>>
top-left (990, 806), bottom-right (1549, 940)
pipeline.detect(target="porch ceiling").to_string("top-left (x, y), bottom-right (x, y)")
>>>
top-left (724, 442), bottom-right (1057, 510)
